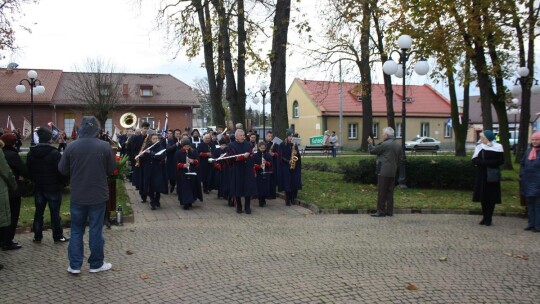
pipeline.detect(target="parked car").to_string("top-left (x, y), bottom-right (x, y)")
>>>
top-left (404, 137), bottom-right (441, 151)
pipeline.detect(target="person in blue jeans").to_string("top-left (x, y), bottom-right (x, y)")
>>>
top-left (521, 131), bottom-right (540, 232)
top-left (58, 117), bottom-right (116, 274)
top-left (26, 127), bottom-right (69, 243)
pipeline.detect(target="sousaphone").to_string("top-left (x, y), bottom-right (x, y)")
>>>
top-left (120, 112), bottom-right (137, 129)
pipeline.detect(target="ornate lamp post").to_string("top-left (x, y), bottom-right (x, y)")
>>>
top-left (382, 35), bottom-right (429, 187)
top-left (511, 67), bottom-right (540, 161)
top-left (254, 82), bottom-right (269, 136)
top-left (16, 70), bottom-right (46, 146)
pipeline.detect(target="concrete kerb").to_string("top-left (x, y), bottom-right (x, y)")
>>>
top-left (290, 195), bottom-right (526, 219)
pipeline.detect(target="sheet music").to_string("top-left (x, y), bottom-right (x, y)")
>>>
top-left (272, 136), bottom-right (283, 145)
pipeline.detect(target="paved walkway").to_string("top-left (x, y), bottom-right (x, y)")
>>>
top-left (1, 184), bottom-right (539, 303)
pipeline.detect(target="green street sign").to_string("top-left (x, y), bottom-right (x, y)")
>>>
top-left (309, 135), bottom-right (324, 145)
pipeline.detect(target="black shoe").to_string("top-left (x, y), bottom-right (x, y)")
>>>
top-left (2, 243), bottom-right (22, 251)
top-left (170, 185), bottom-right (175, 192)
top-left (479, 220), bottom-right (485, 225)
top-left (484, 222), bottom-right (492, 227)
top-left (156, 202), bottom-right (161, 208)
top-left (386, 213), bottom-right (393, 217)
top-left (370, 212), bottom-right (386, 217)
top-left (141, 200), bottom-right (147, 203)
top-left (236, 209), bottom-right (243, 214)
top-left (245, 209), bottom-right (252, 215)
top-left (182, 205), bottom-right (189, 210)
top-left (286, 201), bottom-right (291, 206)
top-left (532, 228), bottom-right (540, 232)
top-left (54, 237), bottom-right (70, 243)
top-left (33, 239), bottom-right (42, 243)
top-left (151, 206), bottom-right (156, 210)
top-left (524, 227), bottom-right (533, 231)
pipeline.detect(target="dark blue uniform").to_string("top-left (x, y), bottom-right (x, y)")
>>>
top-left (175, 147), bottom-right (203, 209)
top-left (278, 141), bottom-right (302, 206)
top-left (140, 141), bottom-right (167, 209)
top-left (228, 140), bottom-right (257, 213)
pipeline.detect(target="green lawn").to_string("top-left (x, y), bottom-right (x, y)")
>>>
top-left (300, 155), bottom-right (524, 213)
top-left (19, 180), bottom-right (132, 228)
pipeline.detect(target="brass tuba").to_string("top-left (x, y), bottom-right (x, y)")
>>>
top-left (120, 112), bottom-right (137, 129)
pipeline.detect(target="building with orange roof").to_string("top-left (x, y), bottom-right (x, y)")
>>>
top-left (287, 78), bottom-right (452, 150)
top-left (0, 68), bottom-right (199, 136)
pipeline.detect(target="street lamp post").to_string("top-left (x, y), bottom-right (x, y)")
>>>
top-left (254, 82), bottom-right (269, 136)
top-left (382, 35), bottom-right (429, 188)
top-left (510, 67), bottom-right (540, 160)
top-left (16, 70), bottom-right (46, 146)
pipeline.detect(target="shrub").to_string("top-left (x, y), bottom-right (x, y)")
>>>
top-left (337, 156), bottom-right (474, 190)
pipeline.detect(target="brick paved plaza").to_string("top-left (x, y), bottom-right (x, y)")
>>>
top-left (1, 184), bottom-right (539, 303)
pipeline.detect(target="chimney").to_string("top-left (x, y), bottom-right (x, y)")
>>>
top-left (122, 84), bottom-right (129, 96)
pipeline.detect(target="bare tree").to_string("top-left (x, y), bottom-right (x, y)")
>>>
top-left (65, 58), bottom-right (124, 128)
top-left (0, 0), bottom-right (39, 59)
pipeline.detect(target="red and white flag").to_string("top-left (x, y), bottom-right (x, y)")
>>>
top-left (22, 117), bottom-right (31, 139)
top-left (5, 115), bottom-right (13, 132)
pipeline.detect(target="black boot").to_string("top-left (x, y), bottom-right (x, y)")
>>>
top-left (236, 199), bottom-right (243, 213)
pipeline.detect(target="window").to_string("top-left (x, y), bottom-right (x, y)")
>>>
top-left (99, 85), bottom-right (110, 96)
top-left (105, 119), bottom-right (113, 136)
top-left (421, 122), bottom-right (430, 137)
top-left (140, 85), bottom-right (153, 97)
top-left (64, 113), bottom-right (75, 137)
top-left (142, 117), bottom-right (155, 129)
top-left (372, 122), bottom-right (379, 139)
top-left (292, 100), bottom-right (299, 118)
top-left (396, 122), bottom-right (402, 138)
top-left (444, 122), bottom-right (452, 138)
top-left (348, 123), bottom-right (358, 139)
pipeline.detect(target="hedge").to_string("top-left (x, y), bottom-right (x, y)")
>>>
top-left (337, 157), bottom-right (475, 190)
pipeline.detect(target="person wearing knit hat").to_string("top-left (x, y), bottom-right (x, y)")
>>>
top-left (483, 130), bottom-right (496, 142)
top-left (58, 116), bottom-right (116, 274)
top-left (520, 131), bottom-right (540, 232)
top-left (26, 126), bottom-right (69, 245)
top-left (471, 130), bottom-right (504, 226)
top-left (36, 127), bottom-right (53, 144)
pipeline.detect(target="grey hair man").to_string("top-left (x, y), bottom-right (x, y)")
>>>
top-left (367, 127), bottom-right (403, 217)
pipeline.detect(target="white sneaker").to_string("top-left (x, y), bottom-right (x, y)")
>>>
top-left (89, 262), bottom-right (112, 273)
top-left (67, 266), bottom-right (81, 274)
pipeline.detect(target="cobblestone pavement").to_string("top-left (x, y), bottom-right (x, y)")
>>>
top-left (1, 184), bottom-right (539, 303)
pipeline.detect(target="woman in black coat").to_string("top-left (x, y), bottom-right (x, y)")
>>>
top-left (472, 130), bottom-right (504, 226)
top-left (0, 134), bottom-right (28, 250)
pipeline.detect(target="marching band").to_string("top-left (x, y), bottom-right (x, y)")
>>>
top-left (119, 113), bottom-right (302, 214)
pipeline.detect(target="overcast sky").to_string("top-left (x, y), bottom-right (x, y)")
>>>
top-left (2, 0), bottom-right (463, 110)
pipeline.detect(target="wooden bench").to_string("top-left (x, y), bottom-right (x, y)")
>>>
top-left (301, 145), bottom-right (332, 156)
top-left (410, 148), bottom-right (438, 155)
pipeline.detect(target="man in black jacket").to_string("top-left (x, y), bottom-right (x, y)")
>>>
top-left (0, 133), bottom-right (28, 250)
top-left (27, 127), bottom-right (69, 243)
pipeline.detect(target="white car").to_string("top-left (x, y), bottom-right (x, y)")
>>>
top-left (404, 137), bottom-right (441, 151)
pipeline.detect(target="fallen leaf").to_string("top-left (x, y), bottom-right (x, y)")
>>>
top-left (126, 250), bottom-right (134, 255)
top-left (140, 273), bottom-right (149, 280)
top-left (62, 212), bottom-right (70, 216)
top-left (504, 252), bottom-right (529, 260)
top-left (438, 256), bottom-right (448, 262)
top-left (290, 253), bottom-right (296, 257)
top-left (355, 234), bottom-right (360, 237)
top-left (406, 283), bottom-right (419, 291)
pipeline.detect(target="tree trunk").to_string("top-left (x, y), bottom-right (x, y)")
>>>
top-left (269, 0), bottom-right (291, 139)
top-left (359, 0), bottom-right (372, 152)
top-left (236, 0), bottom-right (247, 128)
top-left (371, 3), bottom-right (395, 131)
top-left (448, 70), bottom-right (468, 156)
top-left (197, 0), bottom-right (225, 128)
